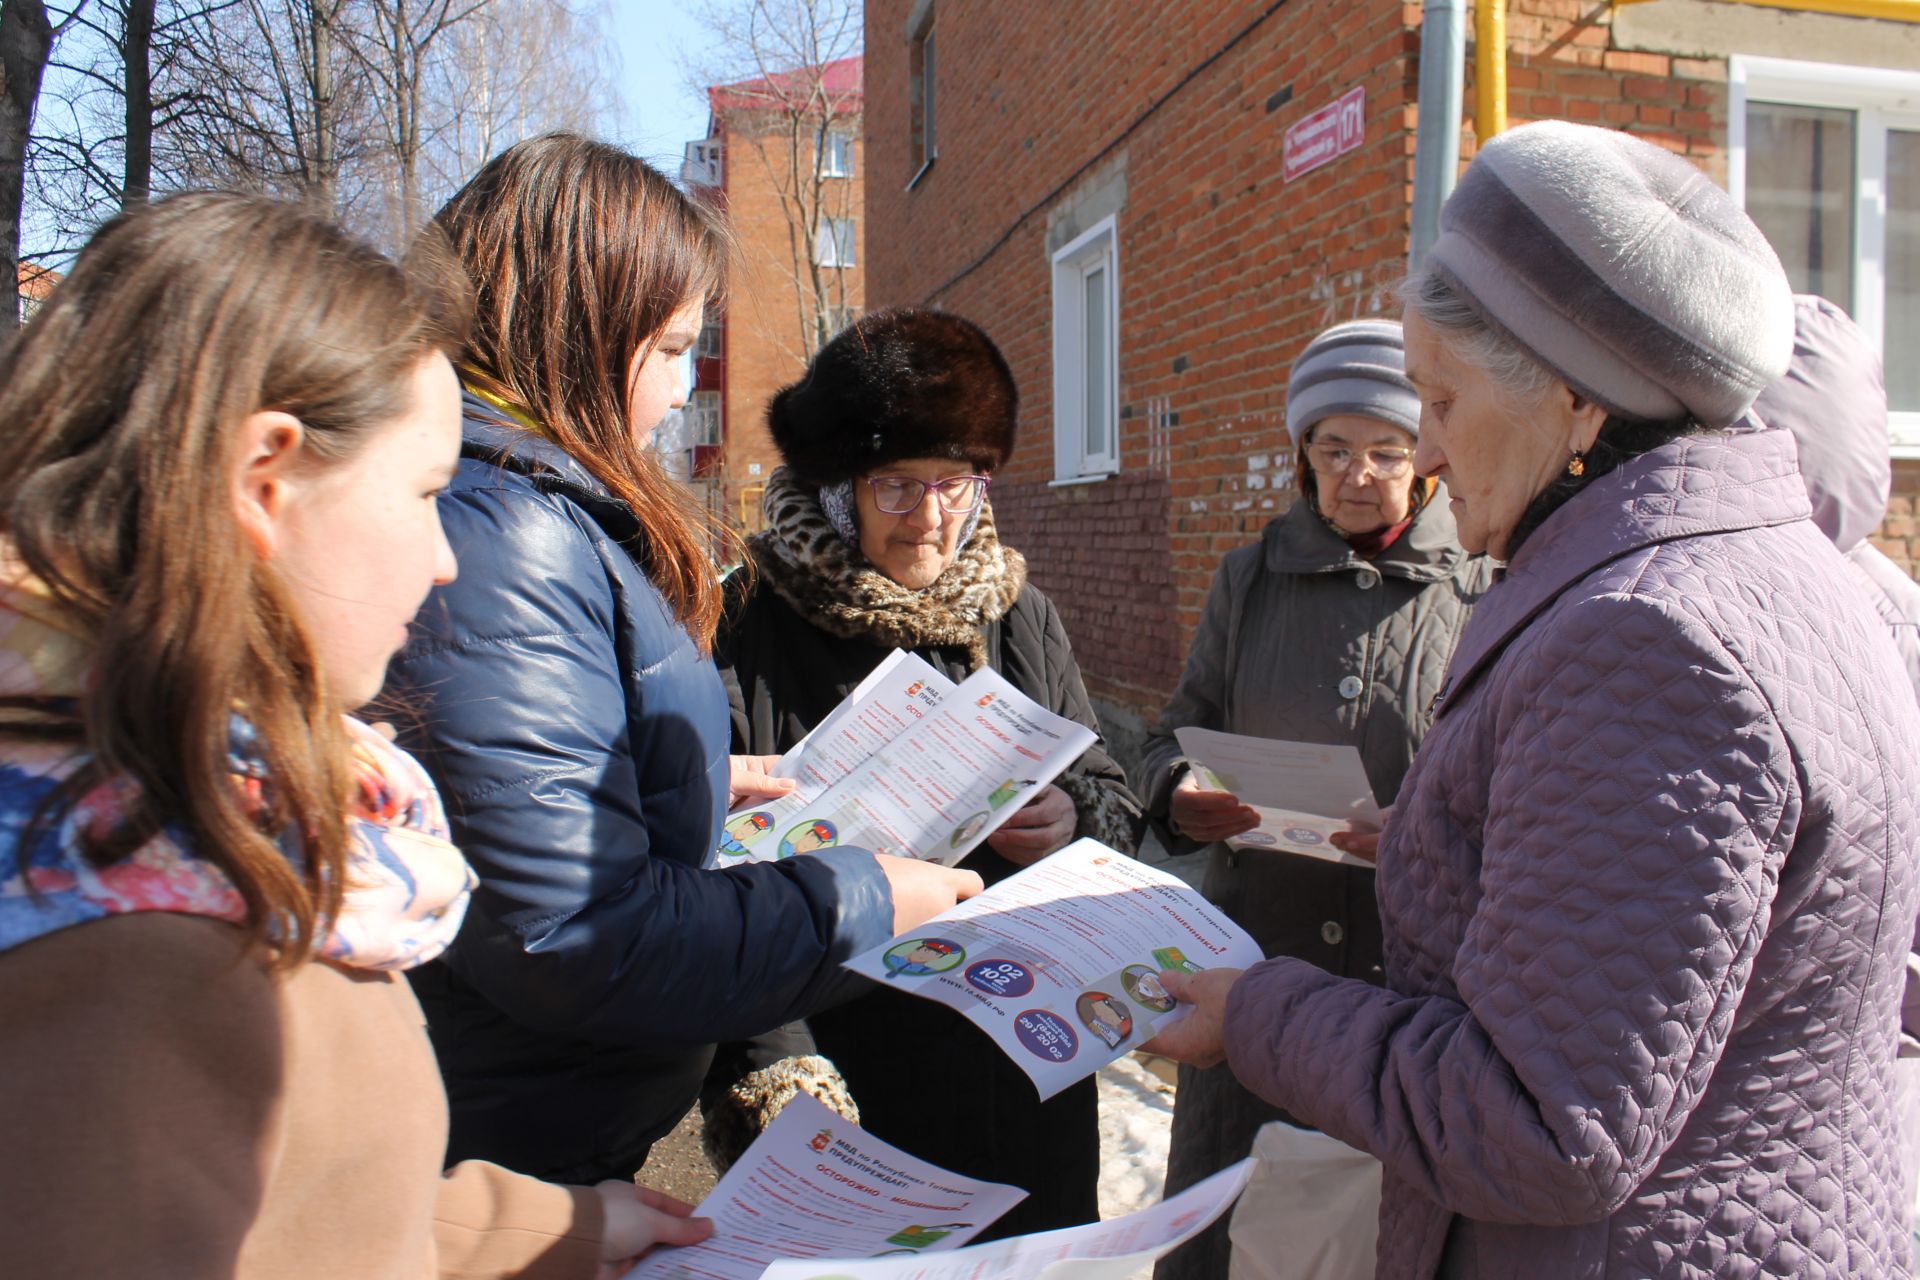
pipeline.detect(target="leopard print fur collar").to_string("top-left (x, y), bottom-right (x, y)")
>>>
top-left (750, 468), bottom-right (1027, 670)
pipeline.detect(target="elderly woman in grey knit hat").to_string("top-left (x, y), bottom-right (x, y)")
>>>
top-left (1149, 120), bottom-right (1920, 1280)
top-left (1143, 319), bottom-right (1493, 1280)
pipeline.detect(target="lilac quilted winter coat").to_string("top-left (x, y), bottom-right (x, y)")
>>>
top-left (1225, 425), bottom-right (1920, 1278)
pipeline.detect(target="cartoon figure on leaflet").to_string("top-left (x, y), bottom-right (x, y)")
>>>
top-left (778, 818), bottom-right (838, 858)
top-left (883, 937), bottom-right (965, 978)
top-left (987, 777), bottom-right (1038, 810)
top-left (883, 1222), bottom-right (974, 1250)
top-left (1076, 990), bottom-right (1134, 1049)
top-left (1121, 963), bottom-right (1178, 1013)
top-left (716, 810), bottom-right (773, 858)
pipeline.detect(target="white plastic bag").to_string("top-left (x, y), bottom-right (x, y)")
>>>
top-left (1227, 1120), bottom-right (1381, 1280)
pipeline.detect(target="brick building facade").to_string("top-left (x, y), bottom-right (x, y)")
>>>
top-left (680, 56), bottom-right (865, 542)
top-left (862, 0), bottom-right (1920, 758)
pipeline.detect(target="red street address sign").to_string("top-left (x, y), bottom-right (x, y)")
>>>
top-left (1283, 85), bottom-right (1366, 183)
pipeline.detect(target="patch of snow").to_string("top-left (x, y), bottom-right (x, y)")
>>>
top-left (1098, 1052), bottom-right (1177, 1218)
top-left (1098, 1053), bottom-right (1180, 1279)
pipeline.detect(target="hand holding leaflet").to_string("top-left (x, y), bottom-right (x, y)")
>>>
top-left (713, 651), bottom-right (955, 865)
top-left (841, 839), bottom-right (1263, 1099)
top-left (1172, 728), bottom-right (1381, 865)
top-left (622, 1091), bottom-right (1025, 1280)
top-left (724, 665), bottom-right (1096, 869)
top-left (757, 1159), bottom-right (1256, 1280)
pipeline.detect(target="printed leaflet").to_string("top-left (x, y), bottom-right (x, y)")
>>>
top-left (841, 838), bottom-right (1263, 1099)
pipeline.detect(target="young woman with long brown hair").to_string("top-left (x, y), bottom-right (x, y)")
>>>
top-left (386, 134), bottom-right (981, 1185)
top-left (0, 193), bottom-right (709, 1278)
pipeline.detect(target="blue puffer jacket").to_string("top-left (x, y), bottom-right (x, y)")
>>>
top-left (389, 399), bottom-right (894, 1181)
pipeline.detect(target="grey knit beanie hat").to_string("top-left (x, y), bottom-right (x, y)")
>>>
top-left (1423, 120), bottom-right (1794, 428)
top-left (1286, 319), bottom-right (1421, 443)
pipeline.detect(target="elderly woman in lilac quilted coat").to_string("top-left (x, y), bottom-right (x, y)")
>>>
top-left (1151, 120), bottom-right (1920, 1279)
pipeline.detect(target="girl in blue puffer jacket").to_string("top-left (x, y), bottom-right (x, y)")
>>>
top-left (386, 134), bottom-right (980, 1185)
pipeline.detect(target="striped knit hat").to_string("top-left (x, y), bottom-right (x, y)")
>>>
top-left (1286, 319), bottom-right (1421, 443)
top-left (1424, 120), bottom-right (1793, 428)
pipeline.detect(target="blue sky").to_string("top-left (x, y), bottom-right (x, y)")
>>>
top-left (604, 2), bottom-right (726, 170)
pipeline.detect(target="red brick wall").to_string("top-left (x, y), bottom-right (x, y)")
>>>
top-left (1877, 461), bottom-right (1920, 573)
top-left (992, 473), bottom-right (1177, 708)
top-left (1475, 2), bottom-right (1724, 175)
top-left (713, 107), bottom-right (864, 537)
top-left (865, 0), bottom-right (1920, 727)
top-left (866, 0), bottom-right (1418, 715)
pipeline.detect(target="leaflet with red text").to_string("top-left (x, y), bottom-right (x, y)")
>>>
top-left (721, 665), bottom-right (1095, 868)
top-left (712, 651), bottom-right (956, 865)
top-left (758, 1158), bottom-right (1255, 1280)
top-left (624, 1092), bottom-right (1026, 1280)
top-left (840, 839), bottom-right (1264, 1099)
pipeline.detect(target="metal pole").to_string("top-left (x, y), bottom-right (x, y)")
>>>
top-left (1410, 0), bottom-right (1468, 266)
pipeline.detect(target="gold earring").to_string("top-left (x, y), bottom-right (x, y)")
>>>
top-left (1566, 451), bottom-right (1586, 478)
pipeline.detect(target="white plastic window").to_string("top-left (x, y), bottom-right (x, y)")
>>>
top-left (820, 130), bottom-right (853, 178)
top-left (688, 391), bottom-right (721, 447)
top-left (1050, 215), bottom-right (1120, 482)
top-left (814, 217), bottom-right (857, 269)
top-left (1732, 55), bottom-right (1920, 452)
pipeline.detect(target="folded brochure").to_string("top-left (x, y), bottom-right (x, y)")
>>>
top-left (623, 1088), bottom-right (1254, 1280)
top-left (759, 1159), bottom-right (1256, 1280)
top-left (1172, 727), bottom-right (1381, 865)
top-left (841, 838), bottom-right (1263, 1100)
top-left (715, 652), bottom-right (1095, 869)
top-left (710, 651), bottom-right (955, 866)
top-left (623, 1090), bottom-right (1024, 1280)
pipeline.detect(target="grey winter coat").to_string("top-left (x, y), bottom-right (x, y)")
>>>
top-left (1142, 493), bottom-right (1493, 972)
top-left (1142, 492), bottom-right (1492, 1280)
top-left (1225, 424), bottom-right (1920, 1279)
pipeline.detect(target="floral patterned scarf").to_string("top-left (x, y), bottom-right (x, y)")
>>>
top-left (0, 575), bottom-right (474, 970)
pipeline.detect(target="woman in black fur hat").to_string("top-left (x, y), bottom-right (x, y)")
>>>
top-left (715, 306), bottom-right (1141, 1237)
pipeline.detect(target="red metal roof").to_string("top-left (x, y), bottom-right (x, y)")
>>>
top-left (708, 53), bottom-right (862, 115)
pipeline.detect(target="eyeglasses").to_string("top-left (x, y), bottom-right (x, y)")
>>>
top-left (866, 474), bottom-right (991, 515)
top-left (1304, 442), bottom-right (1415, 479)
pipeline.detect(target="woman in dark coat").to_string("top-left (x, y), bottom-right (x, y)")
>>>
top-left (719, 307), bottom-right (1141, 1238)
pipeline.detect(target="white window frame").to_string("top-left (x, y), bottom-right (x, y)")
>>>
top-left (820, 129), bottom-right (853, 178)
top-left (908, 18), bottom-right (937, 189)
top-left (681, 137), bottom-right (723, 189)
top-left (695, 322), bottom-right (722, 360)
top-left (1731, 54), bottom-right (1920, 453)
top-left (814, 216), bottom-right (857, 269)
top-left (687, 390), bottom-right (722, 447)
top-left (1050, 214), bottom-right (1121, 483)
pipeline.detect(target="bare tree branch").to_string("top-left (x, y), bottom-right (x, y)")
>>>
top-left (685, 0), bottom-right (861, 361)
top-left (18, 0), bottom-right (615, 259)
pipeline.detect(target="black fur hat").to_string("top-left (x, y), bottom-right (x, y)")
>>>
top-left (767, 306), bottom-right (1017, 486)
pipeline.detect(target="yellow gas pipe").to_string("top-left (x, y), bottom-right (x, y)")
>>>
top-left (1477, 2), bottom-right (1508, 144)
